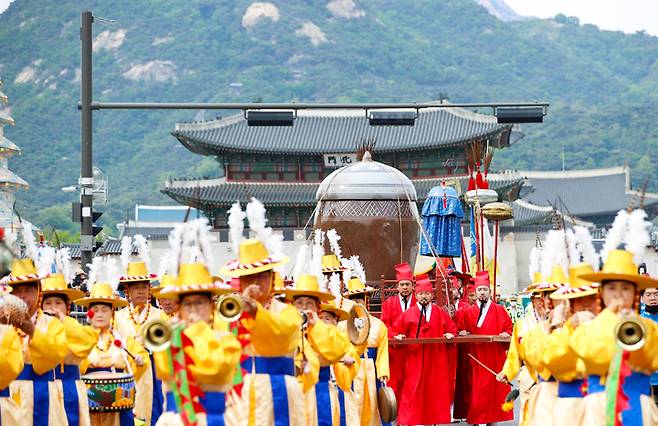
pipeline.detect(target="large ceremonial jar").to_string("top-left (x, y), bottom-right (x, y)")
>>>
top-left (315, 151), bottom-right (419, 280)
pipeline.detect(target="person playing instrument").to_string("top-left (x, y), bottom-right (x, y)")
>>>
top-left (75, 258), bottom-right (148, 426)
top-left (339, 274), bottom-right (390, 426)
top-left (319, 299), bottom-right (360, 426)
top-left (458, 270), bottom-right (513, 425)
top-left (392, 274), bottom-right (457, 425)
top-left (286, 272), bottom-right (352, 426)
top-left (0, 225), bottom-right (69, 426)
top-left (0, 284), bottom-right (24, 417)
top-left (221, 198), bottom-right (305, 426)
top-left (41, 245), bottom-right (98, 426)
top-left (570, 209), bottom-right (658, 425)
top-left (379, 262), bottom-right (414, 402)
top-left (115, 235), bottom-right (166, 426)
top-left (640, 286), bottom-right (658, 404)
top-left (153, 255), bottom-right (242, 426)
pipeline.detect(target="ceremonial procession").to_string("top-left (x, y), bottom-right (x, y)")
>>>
top-left (1, 1), bottom-right (658, 425)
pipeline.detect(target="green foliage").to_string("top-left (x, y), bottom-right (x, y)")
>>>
top-left (0, 0), bottom-right (656, 233)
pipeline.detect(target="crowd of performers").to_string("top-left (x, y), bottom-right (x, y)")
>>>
top-left (0, 199), bottom-right (656, 426)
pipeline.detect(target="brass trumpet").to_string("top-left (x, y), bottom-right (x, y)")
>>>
top-left (217, 294), bottom-right (244, 322)
top-left (142, 318), bottom-right (173, 352)
top-left (614, 315), bottom-right (646, 351)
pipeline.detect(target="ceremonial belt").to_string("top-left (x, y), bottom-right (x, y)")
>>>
top-left (149, 353), bottom-right (164, 426)
top-left (241, 356), bottom-right (292, 426)
top-left (557, 378), bottom-right (586, 398)
top-left (538, 376), bottom-right (556, 383)
top-left (316, 367), bottom-right (333, 426)
top-left (587, 375), bottom-right (605, 394)
top-left (16, 364), bottom-right (52, 426)
top-left (85, 367), bottom-right (126, 374)
top-left (621, 372), bottom-right (651, 426)
top-left (56, 364), bottom-right (82, 426)
top-left (166, 391), bottom-right (226, 426)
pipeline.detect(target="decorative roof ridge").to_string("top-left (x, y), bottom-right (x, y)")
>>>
top-left (519, 166), bottom-right (627, 179)
top-left (440, 104), bottom-right (499, 124)
top-left (164, 176), bottom-right (226, 188)
top-left (175, 114), bottom-right (243, 132)
top-left (512, 199), bottom-right (554, 212)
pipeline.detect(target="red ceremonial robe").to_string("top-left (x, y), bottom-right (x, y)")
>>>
top-left (380, 293), bottom-right (415, 399)
top-left (392, 303), bottom-right (457, 426)
top-left (464, 300), bottom-right (514, 424)
top-left (452, 306), bottom-right (472, 420)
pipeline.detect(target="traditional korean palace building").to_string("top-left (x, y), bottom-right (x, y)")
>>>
top-left (162, 107), bottom-right (529, 229)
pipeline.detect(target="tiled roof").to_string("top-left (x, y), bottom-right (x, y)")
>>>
top-left (0, 135), bottom-right (20, 153)
top-left (510, 199), bottom-right (554, 226)
top-left (0, 110), bottom-right (14, 126)
top-left (172, 107), bottom-right (515, 155)
top-left (62, 243), bottom-right (80, 259)
top-left (0, 168), bottom-right (28, 188)
top-left (122, 226), bottom-right (173, 240)
top-left (162, 173), bottom-right (524, 209)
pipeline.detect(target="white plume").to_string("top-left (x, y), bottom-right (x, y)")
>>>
top-left (56, 247), bottom-right (73, 281)
top-left (87, 256), bottom-right (103, 289)
top-left (133, 235), bottom-right (150, 271)
top-left (565, 229), bottom-right (579, 267)
top-left (21, 222), bottom-right (39, 262)
top-left (326, 229), bottom-right (342, 260)
top-left (346, 255), bottom-right (366, 282)
top-left (528, 247), bottom-right (542, 281)
top-left (574, 226), bottom-right (599, 269)
top-left (194, 218), bottom-right (216, 275)
top-left (4, 228), bottom-right (17, 253)
top-left (625, 209), bottom-right (650, 264)
top-left (541, 230), bottom-right (567, 278)
top-left (602, 210), bottom-right (629, 261)
top-left (181, 220), bottom-right (198, 264)
top-left (311, 234), bottom-right (324, 284)
top-left (246, 198), bottom-right (284, 263)
top-left (36, 244), bottom-right (56, 276)
top-left (120, 236), bottom-right (133, 270)
top-left (167, 223), bottom-right (184, 275)
top-left (293, 243), bottom-right (309, 282)
top-left (227, 202), bottom-right (245, 255)
top-left (328, 273), bottom-right (342, 300)
top-left (158, 250), bottom-right (171, 279)
top-left (104, 257), bottom-right (121, 292)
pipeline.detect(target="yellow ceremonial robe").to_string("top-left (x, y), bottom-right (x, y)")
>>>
top-left (522, 321), bottom-right (557, 426)
top-left (224, 298), bottom-right (305, 426)
top-left (153, 318), bottom-right (242, 426)
top-left (54, 317), bottom-right (99, 426)
top-left (0, 324), bottom-right (23, 390)
top-left (115, 304), bottom-right (168, 425)
top-left (81, 329), bottom-right (149, 426)
top-left (570, 308), bottom-right (658, 426)
top-left (339, 314), bottom-right (389, 426)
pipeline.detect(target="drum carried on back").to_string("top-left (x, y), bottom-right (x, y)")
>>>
top-left (82, 372), bottom-right (136, 412)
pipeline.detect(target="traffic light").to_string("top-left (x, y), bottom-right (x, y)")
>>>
top-left (92, 211), bottom-right (103, 237)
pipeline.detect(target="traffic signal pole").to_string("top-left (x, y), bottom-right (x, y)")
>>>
top-left (80, 11), bottom-right (94, 272)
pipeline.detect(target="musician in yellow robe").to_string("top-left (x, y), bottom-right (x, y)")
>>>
top-left (41, 271), bottom-right (98, 426)
top-left (0, 284), bottom-right (24, 425)
top-left (115, 257), bottom-right (167, 426)
top-left (75, 280), bottom-right (149, 426)
top-left (221, 238), bottom-right (306, 426)
top-left (541, 263), bottom-right (599, 426)
top-left (338, 277), bottom-right (389, 426)
top-left (0, 258), bottom-right (68, 426)
top-left (285, 274), bottom-right (352, 426)
top-left (319, 299), bottom-right (360, 426)
top-left (153, 274), bottom-right (179, 321)
top-left (153, 261), bottom-right (242, 426)
top-left (571, 249), bottom-right (658, 425)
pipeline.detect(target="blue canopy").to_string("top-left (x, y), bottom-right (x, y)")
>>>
top-left (420, 185), bottom-right (464, 258)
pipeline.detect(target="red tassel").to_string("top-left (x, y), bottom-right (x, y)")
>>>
top-left (443, 191), bottom-right (447, 209)
top-left (475, 163), bottom-right (486, 189)
top-left (113, 339), bottom-right (122, 348)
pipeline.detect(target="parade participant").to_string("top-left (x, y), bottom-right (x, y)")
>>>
top-left (286, 267), bottom-right (352, 426)
top-left (153, 232), bottom-right (242, 426)
top-left (640, 286), bottom-right (658, 403)
top-left (75, 258), bottom-right (148, 426)
top-left (0, 225), bottom-right (69, 426)
top-left (41, 245), bottom-right (98, 426)
top-left (0, 284), bottom-right (23, 391)
top-left (392, 275), bottom-right (457, 425)
top-left (115, 235), bottom-right (166, 426)
top-left (379, 262), bottom-right (414, 400)
top-left (497, 247), bottom-right (544, 425)
top-left (452, 282), bottom-right (477, 422)
top-left (221, 199), bottom-right (305, 426)
top-left (571, 209), bottom-right (658, 425)
top-left (339, 269), bottom-right (390, 426)
top-left (459, 270), bottom-right (513, 425)
top-left (153, 274), bottom-right (179, 320)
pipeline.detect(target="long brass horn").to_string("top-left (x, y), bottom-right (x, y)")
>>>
top-left (347, 304), bottom-right (371, 346)
top-left (142, 318), bottom-right (173, 352)
top-left (217, 294), bottom-right (244, 322)
top-left (615, 315), bottom-right (646, 352)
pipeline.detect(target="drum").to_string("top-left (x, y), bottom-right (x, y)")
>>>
top-left (82, 372), bottom-right (136, 412)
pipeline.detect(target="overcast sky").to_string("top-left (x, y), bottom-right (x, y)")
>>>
top-left (0, 0), bottom-right (657, 36)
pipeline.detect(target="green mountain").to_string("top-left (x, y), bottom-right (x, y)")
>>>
top-left (0, 0), bottom-right (656, 234)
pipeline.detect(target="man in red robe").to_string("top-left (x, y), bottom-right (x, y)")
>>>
top-left (459, 271), bottom-right (514, 425)
top-left (380, 262), bottom-right (415, 400)
top-left (453, 283), bottom-right (477, 421)
top-left (392, 275), bottom-right (457, 425)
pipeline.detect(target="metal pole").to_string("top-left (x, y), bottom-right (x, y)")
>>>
top-left (80, 11), bottom-right (93, 272)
